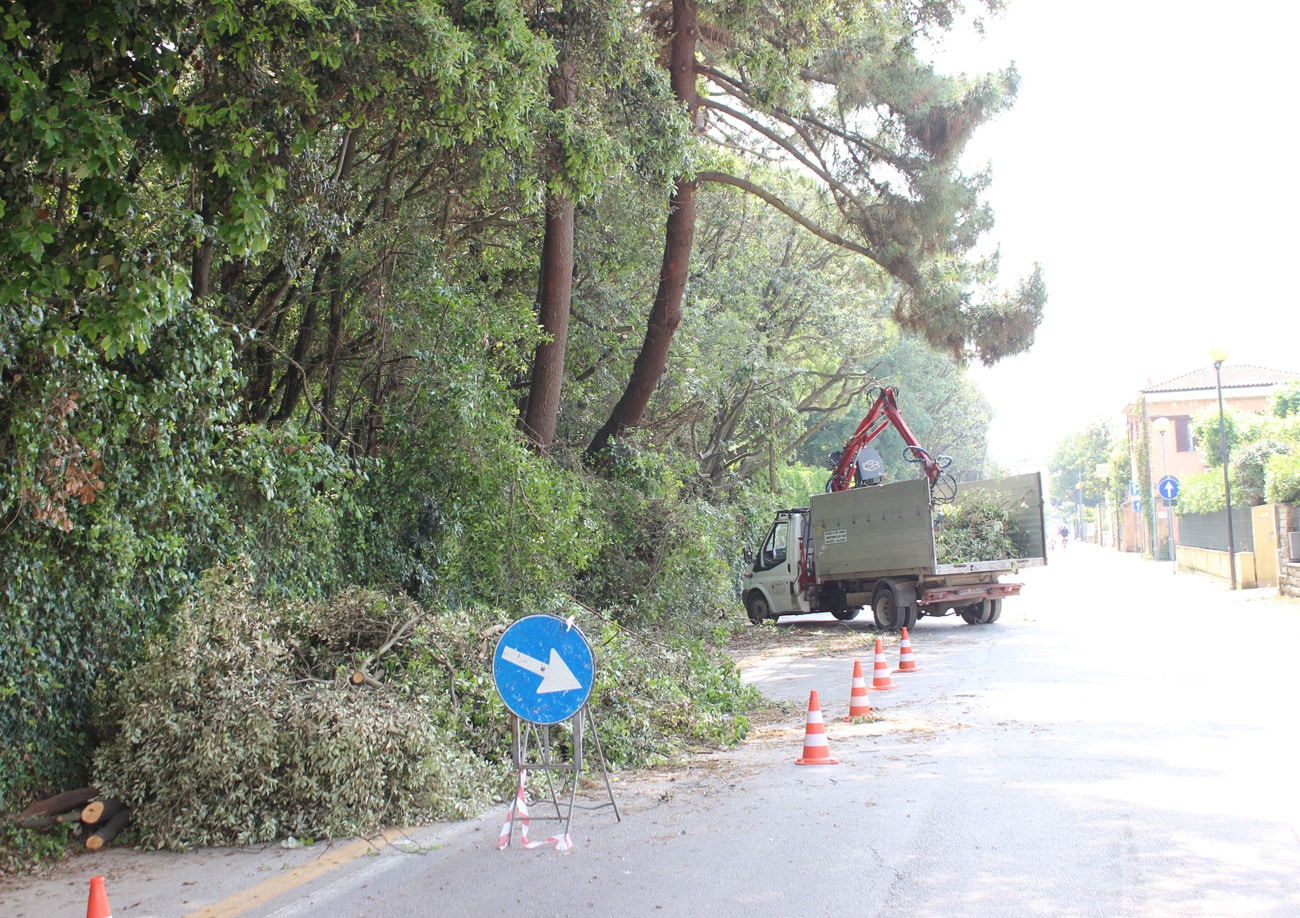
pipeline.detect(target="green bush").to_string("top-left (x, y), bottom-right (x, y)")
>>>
top-left (0, 311), bottom-right (355, 812)
top-left (1266, 452), bottom-right (1300, 505)
top-left (1177, 470), bottom-right (1231, 514)
top-left (574, 438), bottom-right (752, 633)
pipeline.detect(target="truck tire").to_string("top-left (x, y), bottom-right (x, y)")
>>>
top-left (745, 592), bottom-right (772, 624)
top-left (872, 583), bottom-right (916, 631)
top-left (961, 598), bottom-right (1003, 625)
top-left (831, 608), bottom-right (860, 622)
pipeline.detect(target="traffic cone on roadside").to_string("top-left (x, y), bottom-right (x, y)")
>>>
top-left (868, 638), bottom-right (897, 690)
top-left (893, 627), bottom-right (921, 673)
top-left (795, 690), bottom-right (839, 765)
top-left (86, 875), bottom-right (112, 918)
top-left (845, 660), bottom-right (872, 721)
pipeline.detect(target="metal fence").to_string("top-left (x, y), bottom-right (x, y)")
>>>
top-left (1178, 507), bottom-right (1255, 553)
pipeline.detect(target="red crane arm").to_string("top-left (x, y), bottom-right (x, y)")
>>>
top-left (827, 387), bottom-right (943, 491)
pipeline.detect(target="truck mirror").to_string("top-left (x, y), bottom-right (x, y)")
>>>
top-left (743, 548), bottom-right (753, 565)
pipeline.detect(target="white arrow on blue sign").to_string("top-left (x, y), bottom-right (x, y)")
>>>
top-left (494, 615), bottom-right (594, 724)
top-left (1158, 476), bottom-right (1180, 501)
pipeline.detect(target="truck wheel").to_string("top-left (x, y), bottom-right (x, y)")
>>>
top-left (959, 607), bottom-right (983, 625)
top-left (831, 608), bottom-right (860, 622)
top-left (745, 593), bottom-right (772, 624)
top-left (872, 586), bottom-right (902, 630)
top-left (982, 598), bottom-right (1003, 624)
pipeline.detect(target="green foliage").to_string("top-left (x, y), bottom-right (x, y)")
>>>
top-left (1048, 420), bottom-right (1114, 508)
top-left (1, 0), bottom-right (1027, 853)
top-left (1266, 452), bottom-right (1300, 505)
top-left (1232, 439), bottom-right (1291, 506)
top-left (1192, 407), bottom-right (1241, 468)
top-left (575, 437), bottom-right (748, 629)
top-left (0, 823), bottom-right (77, 876)
top-left (1177, 470), bottom-right (1231, 515)
top-left (934, 493), bottom-right (1025, 564)
top-left (589, 625), bottom-right (759, 766)
top-left (775, 464), bottom-right (828, 502)
top-left (1272, 380), bottom-right (1300, 419)
top-left (93, 574), bottom-right (498, 849)
top-left (0, 308), bottom-right (353, 810)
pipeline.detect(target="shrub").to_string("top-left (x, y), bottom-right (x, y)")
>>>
top-left (1266, 452), bottom-right (1300, 505)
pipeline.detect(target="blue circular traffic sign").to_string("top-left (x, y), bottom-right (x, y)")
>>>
top-left (493, 615), bottom-right (594, 724)
top-left (1158, 475), bottom-right (1180, 501)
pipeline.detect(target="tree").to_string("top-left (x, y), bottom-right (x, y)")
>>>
top-left (1048, 422), bottom-right (1114, 510)
top-left (587, 0), bottom-right (1045, 459)
top-left (520, 1), bottom-right (686, 450)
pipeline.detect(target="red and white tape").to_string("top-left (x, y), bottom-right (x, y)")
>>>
top-left (497, 769), bottom-right (573, 852)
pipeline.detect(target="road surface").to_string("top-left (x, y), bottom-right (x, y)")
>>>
top-left (5, 545), bottom-right (1300, 916)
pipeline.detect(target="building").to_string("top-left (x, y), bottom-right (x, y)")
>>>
top-left (1120, 364), bottom-right (1299, 555)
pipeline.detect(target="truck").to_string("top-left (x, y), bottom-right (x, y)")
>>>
top-left (741, 388), bottom-right (1047, 629)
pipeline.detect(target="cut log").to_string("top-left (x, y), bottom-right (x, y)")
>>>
top-left (54, 807), bottom-right (83, 824)
top-left (81, 798), bottom-right (124, 826)
top-left (349, 669), bottom-right (383, 688)
top-left (17, 786), bottom-right (99, 821)
top-left (85, 807), bottom-right (130, 851)
top-left (16, 815), bottom-right (57, 830)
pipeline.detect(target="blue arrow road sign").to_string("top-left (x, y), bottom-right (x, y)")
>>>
top-left (494, 615), bottom-right (594, 724)
top-left (1158, 476), bottom-right (1180, 501)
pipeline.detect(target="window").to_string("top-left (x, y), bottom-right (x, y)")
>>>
top-left (1174, 416), bottom-right (1192, 453)
top-left (758, 520), bottom-right (788, 571)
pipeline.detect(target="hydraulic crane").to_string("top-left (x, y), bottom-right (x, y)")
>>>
top-left (825, 386), bottom-right (956, 502)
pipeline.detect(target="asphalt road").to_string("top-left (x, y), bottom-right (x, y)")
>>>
top-left (6, 544), bottom-right (1300, 916)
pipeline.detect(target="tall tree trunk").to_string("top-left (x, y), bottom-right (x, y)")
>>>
top-left (522, 62), bottom-right (578, 452)
top-left (586, 0), bottom-right (699, 460)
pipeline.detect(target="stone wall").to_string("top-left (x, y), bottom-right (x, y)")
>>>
top-left (1281, 504), bottom-right (1299, 599)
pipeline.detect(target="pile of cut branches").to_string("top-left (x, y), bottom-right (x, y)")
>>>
top-left (91, 570), bottom-right (502, 850)
top-left (934, 494), bottom-right (1028, 564)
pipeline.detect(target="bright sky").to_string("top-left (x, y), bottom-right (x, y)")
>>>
top-left (931, 0), bottom-right (1300, 469)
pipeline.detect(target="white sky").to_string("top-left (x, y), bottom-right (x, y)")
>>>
top-left (930, 0), bottom-right (1299, 468)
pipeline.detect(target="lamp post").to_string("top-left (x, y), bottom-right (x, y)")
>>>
top-left (1095, 462), bottom-right (1111, 548)
top-left (1075, 478), bottom-right (1084, 544)
top-left (1151, 417), bottom-right (1176, 572)
top-left (1210, 347), bottom-right (1236, 590)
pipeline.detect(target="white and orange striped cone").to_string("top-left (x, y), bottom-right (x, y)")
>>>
top-left (845, 660), bottom-right (872, 721)
top-left (86, 875), bottom-right (112, 918)
top-left (868, 638), bottom-right (897, 690)
top-left (893, 627), bottom-right (921, 673)
top-left (795, 690), bottom-right (838, 765)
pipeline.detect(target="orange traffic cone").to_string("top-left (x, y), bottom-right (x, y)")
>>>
top-left (893, 627), bottom-right (921, 673)
top-left (845, 660), bottom-right (872, 721)
top-left (86, 875), bottom-right (112, 918)
top-left (795, 690), bottom-right (838, 765)
top-left (868, 638), bottom-right (897, 690)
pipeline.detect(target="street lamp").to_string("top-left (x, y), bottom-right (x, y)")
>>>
top-left (1151, 417), bottom-right (1176, 572)
top-left (1075, 478), bottom-right (1084, 545)
top-left (1095, 462), bottom-right (1111, 548)
top-left (1210, 347), bottom-right (1236, 590)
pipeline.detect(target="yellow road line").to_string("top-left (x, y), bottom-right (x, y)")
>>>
top-left (184, 827), bottom-right (409, 918)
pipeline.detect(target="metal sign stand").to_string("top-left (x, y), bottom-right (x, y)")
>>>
top-left (503, 704), bottom-right (619, 847)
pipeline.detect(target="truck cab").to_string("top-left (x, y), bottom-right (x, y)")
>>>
top-left (742, 510), bottom-right (811, 622)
